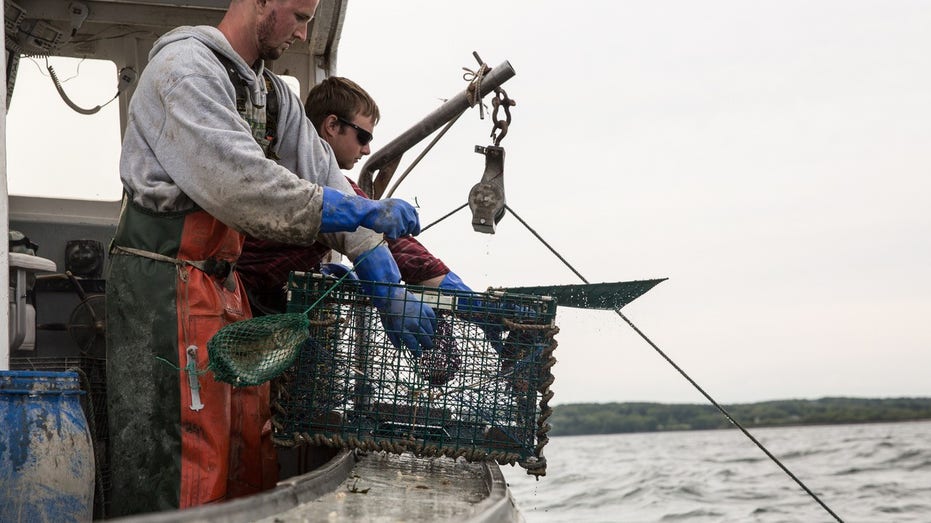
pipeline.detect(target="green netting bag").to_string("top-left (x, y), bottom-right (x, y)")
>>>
top-left (207, 312), bottom-right (310, 386)
top-left (208, 247), bottom-right (379, 386)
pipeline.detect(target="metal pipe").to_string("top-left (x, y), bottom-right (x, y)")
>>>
top-left (358, 60), bottom-right (517, 199)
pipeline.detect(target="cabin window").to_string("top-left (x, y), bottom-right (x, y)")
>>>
top-left (5, 61), bottom-right (300, 202)
top-left (6, 56), bottom-right (122, 201)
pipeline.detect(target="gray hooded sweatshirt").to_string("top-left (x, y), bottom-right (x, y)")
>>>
top-left (119, 25), bottom-right (379, 259)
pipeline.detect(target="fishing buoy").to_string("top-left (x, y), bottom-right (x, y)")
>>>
top-left (0, 371), bottom-right (95, 522)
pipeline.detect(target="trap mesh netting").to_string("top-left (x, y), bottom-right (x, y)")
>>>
top-left (271, 272), bottom-right (559, 476)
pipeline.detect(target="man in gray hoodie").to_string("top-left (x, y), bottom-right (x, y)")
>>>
top-left (106, 0), bottom-right (435, 515)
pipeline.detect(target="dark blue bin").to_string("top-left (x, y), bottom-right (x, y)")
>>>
top-left (0, 370), bottom-right (95, 522)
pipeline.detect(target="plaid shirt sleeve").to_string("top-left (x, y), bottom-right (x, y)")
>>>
top-left (237, 237), bottom-right (331, 302)
top-left (386, 236), bottom-right (450, 283)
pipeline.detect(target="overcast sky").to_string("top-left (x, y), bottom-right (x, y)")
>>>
top-left (333, 0), bottom-right (931, 405)
top-left (8, 1), bottom-right (930, 406)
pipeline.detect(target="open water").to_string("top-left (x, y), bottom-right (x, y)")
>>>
top-left (502, 420), bottom-right (931, 523)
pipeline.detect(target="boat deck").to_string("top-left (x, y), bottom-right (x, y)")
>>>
top-left (119, 450), bottom-right (522, 523)
top-left (256, 452), bottom-right (516, 522)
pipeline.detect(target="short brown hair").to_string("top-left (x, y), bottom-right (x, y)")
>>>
top-left (304, 76), bottom-right (380, 131)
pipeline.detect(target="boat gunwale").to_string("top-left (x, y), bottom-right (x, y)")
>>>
top-left (465, 459), bottom-right (524, 523)
top-left (112, 450), bottom-right (358, 522)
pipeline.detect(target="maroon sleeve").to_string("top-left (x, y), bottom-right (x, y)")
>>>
top-left (346, 177), bottom-right (450, 283)
top-left (237, 237), bottom-right (331, 298)
top-left (347, 178), bottom-right (369, 197)
top-left (386, 236), bottom-right (450, 283)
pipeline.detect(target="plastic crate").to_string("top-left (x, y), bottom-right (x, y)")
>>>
top-left (272, 272), bottom-right (559, 476)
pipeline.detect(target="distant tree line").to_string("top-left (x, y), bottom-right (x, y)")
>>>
top-left (548, 397), bottom-right (931, 436)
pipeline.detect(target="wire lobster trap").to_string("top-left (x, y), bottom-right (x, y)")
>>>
top-left (272, 272), bottom-right (559, 476)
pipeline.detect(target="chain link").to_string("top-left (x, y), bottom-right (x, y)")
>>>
top-left (464, 52), bottom-right (517, 146)
top-left (490, 87), bottom-right (515, 146)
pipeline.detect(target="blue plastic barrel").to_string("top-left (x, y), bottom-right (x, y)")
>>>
top-left (0, 371), bottom-right (95, 522)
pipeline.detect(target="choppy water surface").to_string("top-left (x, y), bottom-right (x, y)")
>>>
top-left (502, 420), bottom-right (931, 522)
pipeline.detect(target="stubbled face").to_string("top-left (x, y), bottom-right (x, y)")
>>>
top-left (256, 0), bottom-right (318, 61)
top-left (327, 113), bottom-right (376, 170)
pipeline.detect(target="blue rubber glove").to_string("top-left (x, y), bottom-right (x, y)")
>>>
top-left (354, 246), bottom-right (436, 356)
top-left (320, 187), bottom-right (421, 239)
top-left (438, 271), bottom-right (504, 353)
top-left (440, 271), bottom-right (538, 319)
top-left (319, 262), bottom-right (357, 280)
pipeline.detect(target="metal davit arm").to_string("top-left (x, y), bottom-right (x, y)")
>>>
top-left (357, 61), bottom-right (517, 199)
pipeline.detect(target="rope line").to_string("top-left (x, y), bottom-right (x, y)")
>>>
top-left (463, 61), bottom-right (490, 119)
top-left (500, 205), bottom-right (845, 523)
top-left (384, 111), bottom-right (465, 199)
top-left (421, 202), bottom-right (469, 234)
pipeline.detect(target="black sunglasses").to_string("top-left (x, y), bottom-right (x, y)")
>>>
top-left (336, 117), bottom-right (374, 146)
